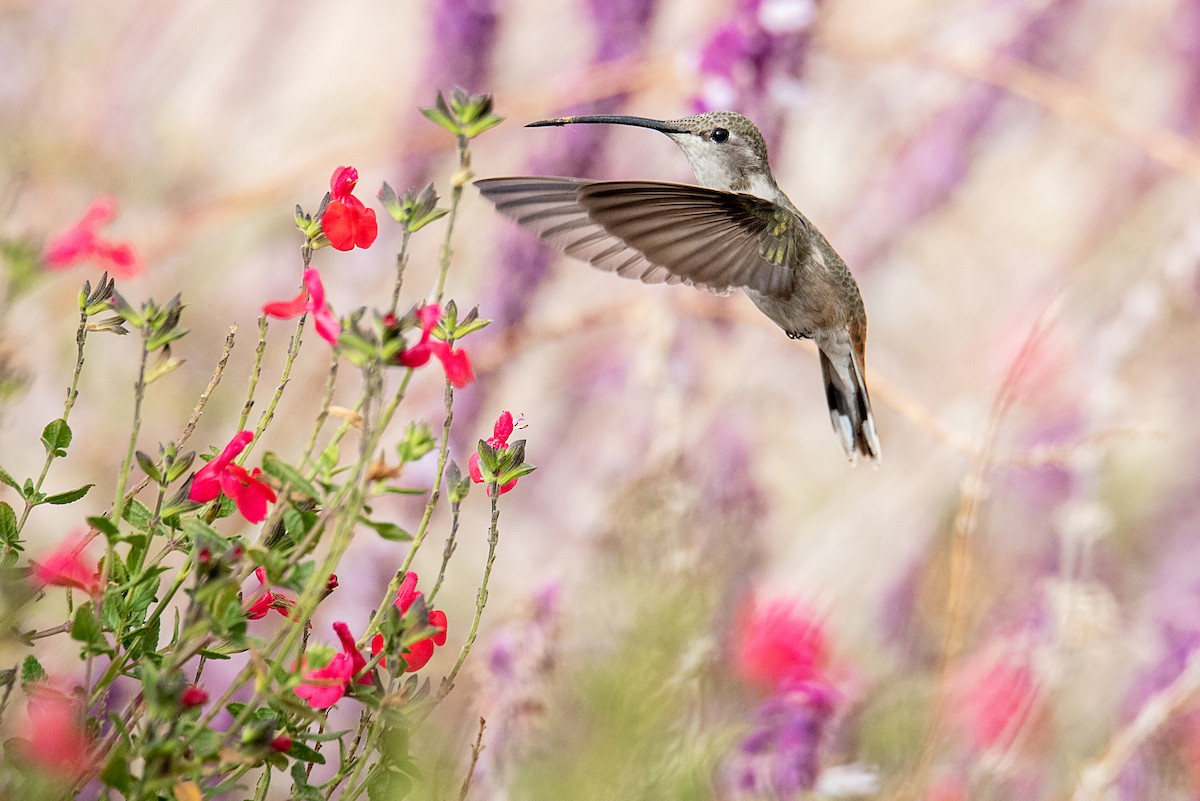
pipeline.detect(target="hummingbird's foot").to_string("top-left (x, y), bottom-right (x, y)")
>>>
top-left (786, 330), bottom-right (812, 341)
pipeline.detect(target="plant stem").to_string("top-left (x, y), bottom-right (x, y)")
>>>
top-left (237, 316), bottom-right (270, 431)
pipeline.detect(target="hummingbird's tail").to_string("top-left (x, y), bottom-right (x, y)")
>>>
top-left (818, 347), bottom-right (881, 464)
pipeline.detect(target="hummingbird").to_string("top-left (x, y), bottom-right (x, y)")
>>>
top-left (475, 112), bottom-right (881, 463)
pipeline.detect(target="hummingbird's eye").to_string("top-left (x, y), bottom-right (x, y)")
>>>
top-left (711, 128), bottom-right (730, 143)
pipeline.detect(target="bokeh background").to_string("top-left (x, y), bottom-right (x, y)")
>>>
top-left (2, 0), bottom-right (1200, 798)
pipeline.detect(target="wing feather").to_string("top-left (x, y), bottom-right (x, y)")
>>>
top-left (475, 176), bottom-right (800, 296)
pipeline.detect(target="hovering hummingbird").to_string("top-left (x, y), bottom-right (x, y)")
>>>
top-left (475, 112), bottom-right (881, 463)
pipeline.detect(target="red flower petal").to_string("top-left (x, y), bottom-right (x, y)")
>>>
top-left (321, 200), bottom-right (357, 251)
top-left (430, 343), bottom-right (474, 388)
top-left (371, 633), bottom-right (387, 668)
top-left (330, 166), bottom-right (359, 201)
top-left (401, 638), bottom-right (435, 672)
top-left (294, 653), bottom-right (353, 709)
top-left (491, 411), bottom-right (514, 447)
top-left (32, 537), bottom-right (99, 595)
top-left (333, 621), bottom-right (373, 686)
top-left (394, 571), bottom-right (420, 613)
top-left (354, 207), bottom-right (378, 249)
top-left (262, 289), bottom-right (309, 319)
top-left (429, 609), bottom-right (448, 647)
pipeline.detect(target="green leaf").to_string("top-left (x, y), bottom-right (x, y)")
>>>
top-left (20, 654), bottom-right (45, 685)
top-left (0, 502), bottom-right (18, 550)
top-left (100, 742), bottom-right (135, 793)
top-left (43, 483), bottom-right (94, 505)
top-left (287, 739), bottom-right (326, 764)
top-left (0, 466), bottom-right (22, 493)
top-left (87, 515), bottom-right (121, 542)
top-left (70, 603), bottom-right (106, 651)
top-left (181, 516), bottom-right (222, 551)
top-left (40, 419), bottom-right (72, 458)
top-left (420, 105), bottom-right (457, 135)
top-left (358, 517), bottom-right (411, 542)
top-left (122, 499), bottom-right (154, 532)
top-left (261, 453), bottom-right (320, 501)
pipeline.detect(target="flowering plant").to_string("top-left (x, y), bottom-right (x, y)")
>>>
top-left (0, 90), bottom-right (531, 800)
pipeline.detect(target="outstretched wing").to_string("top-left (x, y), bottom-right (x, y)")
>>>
top-left (475, 177), bottom-right (801, 297)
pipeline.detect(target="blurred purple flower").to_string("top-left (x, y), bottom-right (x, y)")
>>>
top-left (722, 682), bottom-right (838, 798)
top-left (1117, 503), bottom-right (1200, 798)
top-left (486, 0), bottom-right (658, 332)
top-left (839, 0), bottom-right (1083, 267)
top-left (1170, 0), bottom-right (1200, 135)
top-left (395, 0), bottom-right (500, 184)
top-left (428, 0), bottom-right (499, 93)
top-left (691, 0), bottom-right (821, 148)
top-left (458, 0), bottom-right (661, 438)
top-left (471, 583), bottom-right (562, 799)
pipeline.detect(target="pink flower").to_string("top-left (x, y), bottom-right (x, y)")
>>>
top-left (270, 734), bottom-right (293, 753)
top-left (370, 571), bottom-right (448, 672)
top-left (955, 652), bottom-right (1038, 751)
top-left (180, 685), bottom-right (209, 708)
top-left (245, 567), bottom-right (293, 620)
top-left (19, 685), bottom-right (94, 777)
top-left (188, 431), bottom-right (278, 523)
top-left (293, 652), bottom-right (353, 710)
top-left (735, 599), bottom-right (829, 692)
top-left (263, 268), bottom-right (340, 346)
top-left (468, 411), bottom-right (520, 495)
top-left (396, 303), bottom-right (475, 387)
top-left (294, 621), bottom-right (373, 709)
top-left (32, 536), bottom-right (100, 595)
top-left (44, 196), bottom-right (142, 278)
top-left (321, 166), bottom-right (378, 251)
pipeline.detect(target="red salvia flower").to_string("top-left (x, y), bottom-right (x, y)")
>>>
top-left (293, 652), bottom-right (353, 710)
top-left (44, 196), bottom-right (143, 278)
top-left (370, 571), bottom-right (448, 672)
top-left (32, 535), bottom-right (100, 595)
top-left (468, 411), bottom-right (520, 495)
top-left (320, 166), bottom-right (378, 251)
top-left (188, 431), bottom-right (278, 523)
top-left (263, 268), bottom-right (340, 345)
top-left (294, 621), bottom-right (372, 709)
top-left (245, 567), bottom-right (293, 620)
top-left (396, 303), bottom-right (474, 387)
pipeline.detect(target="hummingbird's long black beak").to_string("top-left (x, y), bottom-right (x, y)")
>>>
top-left (526, 115), bottom-right (686, 134)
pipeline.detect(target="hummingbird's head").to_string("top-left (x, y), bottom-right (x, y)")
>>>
top-left (527, 111), bottom-right (777, 198)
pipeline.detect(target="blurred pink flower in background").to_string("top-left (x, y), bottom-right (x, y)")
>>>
top-left (19, 684), bottom-right (94, 777)
top-left (321, 166), bottom-right (378, 251)
top-left (735, 598), bottom-right (829, 692)
top-left (44, 196), bottom-right (142, 278)
top-left (32, 535), bottom-right (99, 595)
top-left (952, 648), bottom-right (1040, 752)
top-left (263, 268), bottom-right (341, 346)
